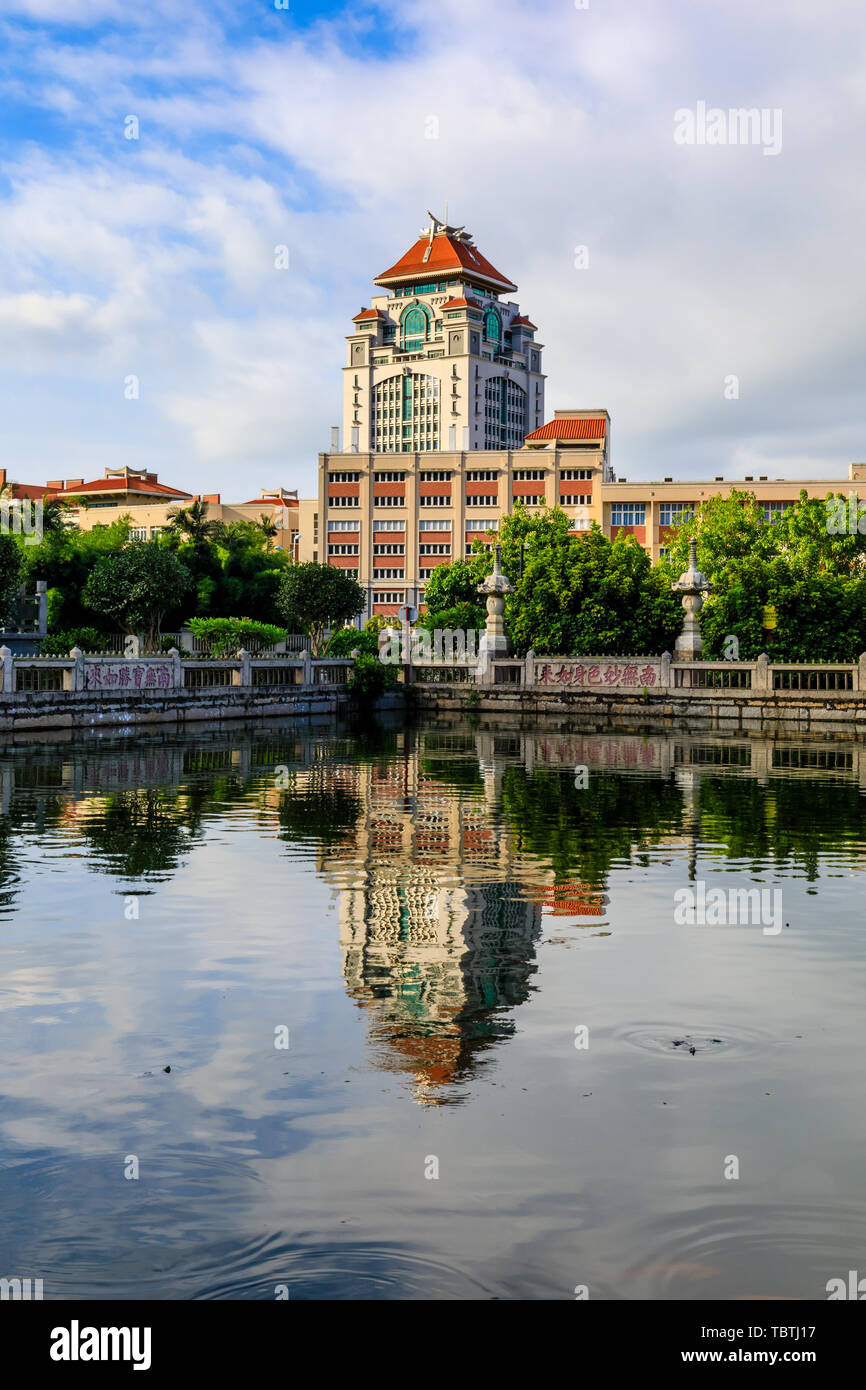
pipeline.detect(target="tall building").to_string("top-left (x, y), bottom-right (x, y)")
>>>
top-left (314, 215), bottom-right (866, 619)
top-left (343, 213), bottom-right (545, 453)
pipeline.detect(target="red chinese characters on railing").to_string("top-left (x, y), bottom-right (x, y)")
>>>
top-left (537, 661), bottom-right (658, 688)
top-left (85, 663), bottom-right (173, 691)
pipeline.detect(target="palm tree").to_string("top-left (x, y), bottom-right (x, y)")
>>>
top-left (256, 513), bottom-right (279, 549)
top-left (165, 498), bottom-right (225, 546)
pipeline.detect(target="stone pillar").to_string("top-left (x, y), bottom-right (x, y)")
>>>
top-left (301, 649), bottom-right (313, 686)
top-left (167, 647), bottom-right (183, 691)
top-left (524, 648), bottom-right (536, 687)
top-left (235, 647), bottom-right (251, 689)
top-left (753, 652), bottom-right (771, 692)
top-left (672, 538), bottom-right (712, 662)
top-left (64, 646), bottom-right (84, 692)
top-left (35, 580), bottom-right (47, 636)
top-left (0, 645), bottom-right (12, 696)
top-left (858, 652), bottom-right (866, 693)
top-left (659, 650), bottom-right (672, 691)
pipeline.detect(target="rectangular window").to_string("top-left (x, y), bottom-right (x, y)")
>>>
top-left (465, 517), bottom-right (499, 531)
top-left (515, 495), bottom-right (545, 506)
top-left (561, 493), bottom-right (591, 505)
top-left (373, 591), bottom-right (404, 603)
top-left (658, 503), bottom-right (694, 526)
top-left (418, 519), bottom-right (452, 531)
top-left (513, 469), bottom-right (545, 481)
top-left (328, 471), bottom-right (361, 483)
top-left (419, 495), bottom-right (450, 506)
top-left (129, 527), bottom-right (147, 541)
top-left (373, 496), bottom-right (405, 507)
top-left (328, 544), bottom-right (359, 555)
top-left (373, 568), bottom-right (405, 579)
top-left (466, 470), bottom-right (499, 481)
top-left (373, 519), bottom-right (405, 532)
top-left (419, 471), bottom-right (452, 482)
top-left (419, 543), bottom-right (451, 554)
top-left (610, 503), bottom-right (647, 526)
top-left (762, 502), bottom-right (794, 522)
top-left (329, 496), bottom-right (360, 507)
top-left (467, 494), bottom-right (498, 507)
top-left (328, 519), bottom-right (360, 532)
top-left (561, 468), bottom-right (594, 480)
top-left (374, 471), bottom-right (406, 482)
top-left (373, 543), bottom-right (405, 555)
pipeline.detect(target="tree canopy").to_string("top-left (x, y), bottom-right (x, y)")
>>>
top-left (276, 562), bottom-right (365, 654)
top-left (82, 542), bottom-right (193, 652)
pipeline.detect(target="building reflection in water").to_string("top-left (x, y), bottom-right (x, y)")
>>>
top-left (308, 730), bottom-right (542, 1105)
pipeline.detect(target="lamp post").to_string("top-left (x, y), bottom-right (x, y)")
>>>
top-left (292, 534), bottom-right (301, 565)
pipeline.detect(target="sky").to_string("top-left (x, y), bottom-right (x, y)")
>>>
top-left (0, 0), bottom-right (864, 500)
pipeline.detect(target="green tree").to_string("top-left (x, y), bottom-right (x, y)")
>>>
top-left (422, 556), bottom-right (487, 627)
top-left (490, 509), bottom-right (681, 656)
top-left (0, 534), bottom-right (22, 628)
top-left (276, 562), bottom-right (365, 654)
top-left (164, 498), bottom-right (225, 546)
top-left (660, 489), bottom-right (866, 660)
top-left (82, 542), bottom-right (193, 651)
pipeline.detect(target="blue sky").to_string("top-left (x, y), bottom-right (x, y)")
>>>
top-left (0, 0), bottom-right (864, 499)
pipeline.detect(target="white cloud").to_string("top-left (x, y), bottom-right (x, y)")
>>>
top-left (0, 0), bottom-right (863, 494)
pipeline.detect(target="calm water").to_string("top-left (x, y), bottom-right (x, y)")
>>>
top-left (1, 715), bottom-right (865, 1300)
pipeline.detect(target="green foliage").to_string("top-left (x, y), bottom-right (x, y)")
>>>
top-left (41, 627), bottom-right (111, 655)
top-left (660, 489), bottom-right (866, 660)
top-left (422, 556), bottom-right (486, 628)
top-left (493, 509), bottom-right (681, 656)
top-left (82, 542), bottom-right (193, 652)
top-left (0, 534), bottom-right (22, 628)
top-left (187, 616), bottom-right (287, 656)
top-left (418, 602), bottom-right (485, 634)
top-left (346, 653), bottom-right (399, 703)
top-left (19, 516), bottom-right (131, 633)
top-left (327, 625), bottom-right (377, 657)
top-left (277, 562), bottom-right (365, 655)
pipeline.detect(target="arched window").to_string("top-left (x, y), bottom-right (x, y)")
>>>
top-left (484, 308), bottom-right (501, 343)
top-left (401, 305), bottom-right (429, 350)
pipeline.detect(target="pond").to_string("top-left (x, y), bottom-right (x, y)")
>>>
top-left (1, 716), bottom-right (864, 1300)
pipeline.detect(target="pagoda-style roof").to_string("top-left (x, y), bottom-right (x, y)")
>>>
top-left (374, 215), bottom-right (517, 293)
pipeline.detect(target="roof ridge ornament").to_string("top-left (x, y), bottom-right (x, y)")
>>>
top-left (423, 210), bottom-right (471, 243)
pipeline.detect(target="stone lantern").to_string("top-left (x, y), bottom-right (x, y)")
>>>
top-left (478, 545), bottom-right (513, 658)
top-left (671, 536), bottom-right (713, 661)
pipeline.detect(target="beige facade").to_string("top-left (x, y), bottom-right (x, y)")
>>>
top-left (11, 467), bottom-right (302, 555)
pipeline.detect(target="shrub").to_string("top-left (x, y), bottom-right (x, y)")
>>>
top-left (346, 654), bottom-right (399, 703)
top-left (187, 616), bottom-right (287, 656)
top-left (41, 627), bottom-right (111, 655)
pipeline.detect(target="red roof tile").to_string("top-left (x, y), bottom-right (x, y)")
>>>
top-left (47, 478), bottom-right (193, 499)
top-left (510, 315), bottom-right (537, 329)
top-left (440, 296), bottom-right (482, 311)
top-left (353, 307), bottom-right (386, 321)
top-left (375, 231), bottom-right (517, 292)
top-left (525, 417), bottom-right (607, 441)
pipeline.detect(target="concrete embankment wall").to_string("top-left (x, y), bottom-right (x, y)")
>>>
top-left (0, 687), bottom-right (406, 733)
top-left (409, 686), bottom-right (866, 737)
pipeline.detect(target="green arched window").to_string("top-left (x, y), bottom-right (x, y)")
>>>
top-left (401, 305), bottom-right (429, 350)
top-left (484, 308), bottom-right (501, 343)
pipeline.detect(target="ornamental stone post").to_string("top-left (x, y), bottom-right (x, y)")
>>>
top-left (671, 538), bottom-right (713, 661)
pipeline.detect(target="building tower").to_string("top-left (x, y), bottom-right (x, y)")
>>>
top-left (343, 214), bottom-right (546, 453)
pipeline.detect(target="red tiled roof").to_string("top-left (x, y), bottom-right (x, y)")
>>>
top-left (510, 315), bottom-right (537, 329)
top-left (353, 308), bottom-right (385, 321)
top-left (10, 483), bottom-right (50, 499)
top-left (525, 417), bottom-right (607, 441)
top-left (439, 296), bottom-right (482, 311)
top-left (375, 231), bottom-right (517, 292)
top-left (47, 478), bottom-right (193, 499)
